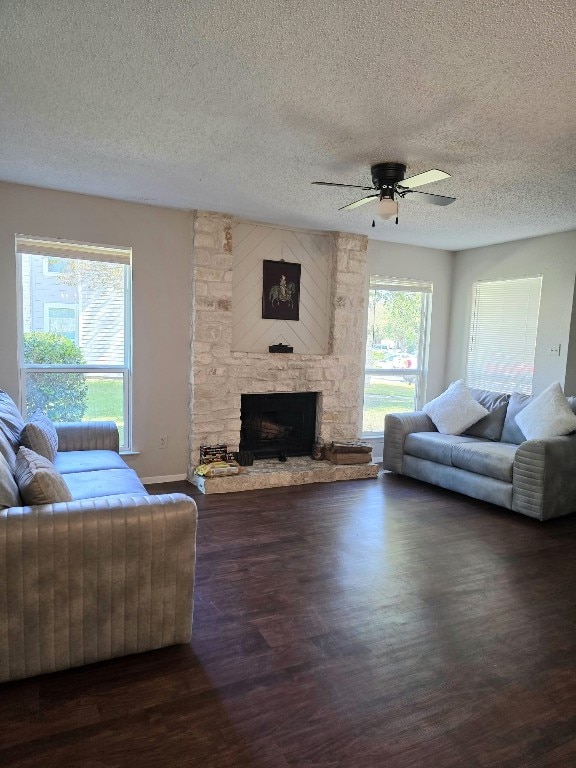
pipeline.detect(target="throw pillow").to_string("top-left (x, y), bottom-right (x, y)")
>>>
top-left (0, 427), bottom-right (17, 473)
top-left (20, 410), bottom-right (58, 462)
top-left (0, 389), bottom-right (27, 451)
top-left (422, 380), bottom-right (489, 435)
top-left (501, 392), bottom-right (533, 444)
top-left (464, 389), bottom-right (511, 441)
top-left (515, 382), bottom-right (576, 441)
top-left (15, 447), bottom-right (72, 506)
top-left (0, 452), bottom-right (21, 510)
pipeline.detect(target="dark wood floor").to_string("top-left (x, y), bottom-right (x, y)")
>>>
top-left (2, 474), bottom-right (576, 767)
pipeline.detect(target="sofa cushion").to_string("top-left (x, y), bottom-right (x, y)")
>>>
top-left (15, 447), bottom-right (73, 506)
top-left (0, 390), bottom-right (26, 452)
top-left (451, 441), bottom-right (518, 483)
top-left (20, 410), bottom-right (58, 462)
top-left (423, 380), bottom-right (489, 435)
top-left (54, 450), bottom-right (128, 474)
top-left (501, 392), bottom-right (533, 445)
top-left (515, 382), bottom-right (576, 440)
top-left (404, 432), bottom-right (486, 466)
top-left (402, 455), bottom-right (513, 510)
top-left (0, 428), bottom-right (17, 473)
top-left (464, 389), bottom-right (510, 441)
top-left (64, 468), bottom-right (147, 501)
top-left (0, 453), bottom-right (21, 509)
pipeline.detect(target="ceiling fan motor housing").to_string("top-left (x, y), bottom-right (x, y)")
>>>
top-left (371, 162), bottom-right (406, 197)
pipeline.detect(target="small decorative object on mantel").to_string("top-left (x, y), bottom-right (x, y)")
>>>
top-left (325, 440), bottom-right (373, 465)
top-left (269, 343), bottom-right (293, 353)
top-left (262, 259), bottom-right (301, 320)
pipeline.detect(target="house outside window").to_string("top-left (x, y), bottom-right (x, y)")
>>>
top-left (17, 236), bottom-right (133, 450)
top-left (44, 304), bottom-right (78, 343)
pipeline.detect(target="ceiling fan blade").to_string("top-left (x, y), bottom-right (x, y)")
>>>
top-left (400, 169), bottom-right (451, 189)
top-left (339, 195), bottom-right (378, 211)
top-left (403, 190), bottom-right (456, 206)
top-left (312, 181), bottom-right (375, 190)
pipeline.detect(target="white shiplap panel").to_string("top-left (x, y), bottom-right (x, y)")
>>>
top-left (231, 223), bottom-right (331, 354)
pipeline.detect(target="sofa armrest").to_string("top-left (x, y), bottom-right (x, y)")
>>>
top-left (512, 436), bottom-right (576, 521)
top-left (0, 493), bottom-right (197, 682)
top-left (383, 411), bottom-right (437, 473)
top-left (56, 421), bottom-right (120, 453)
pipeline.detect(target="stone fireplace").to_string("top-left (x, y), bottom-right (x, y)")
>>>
top-left (188, 211), bottom-right (371, 484)
top-left (240, 392), bottom-right (318, 458)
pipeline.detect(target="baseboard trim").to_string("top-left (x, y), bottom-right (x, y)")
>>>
top-left (141, 473), bottom-right (187, 484)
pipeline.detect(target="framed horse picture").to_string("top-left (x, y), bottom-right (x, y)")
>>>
top-left (262, 260), bottom-right (301, 320)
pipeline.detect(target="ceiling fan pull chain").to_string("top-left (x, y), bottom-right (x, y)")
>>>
top-left (395, 215), bottom-right (399, 225)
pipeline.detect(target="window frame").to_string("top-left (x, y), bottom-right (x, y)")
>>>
top-left (16, 236), bottom-right (133, 452)
top-left (363, 277), bottom-right (432, 438)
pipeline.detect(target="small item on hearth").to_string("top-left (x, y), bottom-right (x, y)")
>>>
top-left (329, 441), bottom-right (372, 455)
top-left (278, 451), bottom-right (287, 462)
top-left (199, 444), bottom-right (228, 464)
top-left (268, 343), bottom-right (293, 353)
top-left (234, 451), bottom-right (254, 466)
top-left (325, 449), bottom-right (372, 465)
top-left (311, 440), bottom-right (324, 460)
top-left (195, 461), bottom-right (241, 477)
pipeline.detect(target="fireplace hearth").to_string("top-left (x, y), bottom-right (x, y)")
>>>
top-left (240, 392), bottom-right (317, 459)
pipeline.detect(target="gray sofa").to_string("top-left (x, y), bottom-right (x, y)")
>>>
top-left (383, 387), bottom-right (576, 521)
top-left (0, 390), bottom-right (197, 682)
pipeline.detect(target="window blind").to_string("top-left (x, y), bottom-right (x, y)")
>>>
top-left (370, 276), bottom-right (432, 293)
top-left (16, 236), bottom-right (131, 265)
top-left (466, 276), bottom-right (542, 394)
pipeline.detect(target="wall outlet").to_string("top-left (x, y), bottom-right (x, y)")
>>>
top-left (159, 435), bottom-right (168, 449)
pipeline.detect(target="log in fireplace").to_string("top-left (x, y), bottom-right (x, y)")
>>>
top-left (239, 392), bottom-right (318, 459)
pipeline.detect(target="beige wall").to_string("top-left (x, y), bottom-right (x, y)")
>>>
top-left (447, 231), bottom-right (576, 394)
top-left (0, 182), bottom-right (192, 480)
top-left (366, 239), bottom-right (454, 400)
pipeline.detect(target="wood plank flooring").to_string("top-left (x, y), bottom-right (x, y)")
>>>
top-left (1, 473), bottom-right (576, 767)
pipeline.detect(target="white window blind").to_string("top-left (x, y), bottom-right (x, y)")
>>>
top-left (466, 276), bottom-right (542, 394)
top-left (16, 235), bottom-right (131, 264)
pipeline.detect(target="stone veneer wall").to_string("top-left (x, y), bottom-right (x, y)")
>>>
top-left (188, 210), bottom-right (368, 477)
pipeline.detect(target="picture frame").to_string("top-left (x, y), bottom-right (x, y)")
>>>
top-left (262, 260), bottom-right (301, 321)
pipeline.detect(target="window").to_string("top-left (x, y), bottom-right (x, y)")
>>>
top-left (363, 277), bottom-right (432, 436)
top-left (466, 276), bottom-right (542, 395)
top-left (17, 236), bottom-right (132, 450)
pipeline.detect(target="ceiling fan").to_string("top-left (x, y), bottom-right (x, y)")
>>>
top-left (312, 162), bottom-right (456, 225)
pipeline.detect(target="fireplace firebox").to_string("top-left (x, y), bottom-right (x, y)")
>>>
top-left (240, 392), bottom-right (317, 459)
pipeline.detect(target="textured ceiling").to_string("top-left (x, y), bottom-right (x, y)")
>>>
top-left (1, 0), bottom-right (575, 250)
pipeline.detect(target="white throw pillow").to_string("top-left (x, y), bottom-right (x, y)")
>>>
top-left (515, 381), bottom-right (576, 440)
top-left (423, 380), bottom-right (489, 435)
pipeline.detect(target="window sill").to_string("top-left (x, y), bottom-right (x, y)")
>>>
top-left (120, 450), bottom-right (140, 456)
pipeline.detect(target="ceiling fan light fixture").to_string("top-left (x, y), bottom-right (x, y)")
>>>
top-left (376, 197), bottom-right (398, 220)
